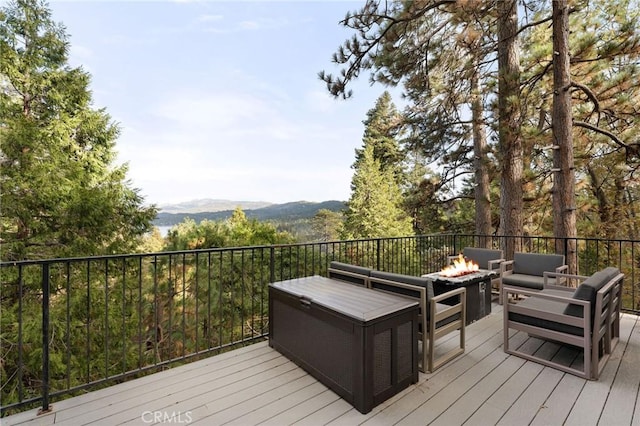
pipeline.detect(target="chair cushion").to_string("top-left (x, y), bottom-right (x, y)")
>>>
top-left (370, 270), bottom-right (434, 300)
top-left (502, 273), bottom-right (548, 290)
top-left (463, 247), bottom-right (503, 270)
top-left (508, 293), bottom-right (583, 336)
top-left (512, 253), bottom-right (565, 276)
top-left (564, 267), bottom-right (620, 318)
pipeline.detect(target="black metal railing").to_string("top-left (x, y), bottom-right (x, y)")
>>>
top-left (1, 233), bottom-right (639, 416)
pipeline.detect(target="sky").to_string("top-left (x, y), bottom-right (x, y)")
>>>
top-left (46, 0), bottom-right (400, 207)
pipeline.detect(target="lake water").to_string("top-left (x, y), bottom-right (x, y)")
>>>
top-left (157, 226), bottom-right (172, 237)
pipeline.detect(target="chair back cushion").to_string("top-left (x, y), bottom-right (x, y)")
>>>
top-left (328, 261), bottom-right (371, 286)
top-left (370, 270), bottom-right (434, 300)
top-left (462, 247), bottom-right (503, 269)
top-left (329, 261), bottom-right (371, 276)
top-left (512, 252), bottom-right (565, 276)
top-left (564, 267), bottom-right (620, 318)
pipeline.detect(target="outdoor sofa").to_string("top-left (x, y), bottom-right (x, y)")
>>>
top-left (503, 267), bottom-right (623, 380)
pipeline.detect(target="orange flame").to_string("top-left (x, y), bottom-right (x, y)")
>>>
top-left (440, 254), bottom-right (479, 277)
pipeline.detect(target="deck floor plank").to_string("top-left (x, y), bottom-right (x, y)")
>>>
top-left (61, 352), bottom-right (294, 425)
top-left (564, 313), bottom-right (637, 426)
top-left (259, 388), bottom-right (340, 426)
top-left (599, 314), bottom-right (640, 426)
top-left (356, 313), bottom-right (508, 426)
top-left (4, 309), bottom-right (640, 426)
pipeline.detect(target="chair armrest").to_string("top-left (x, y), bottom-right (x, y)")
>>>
top-left (544, 284), bottom-right (576, 292)
top-left (431, 287), bottom-right (466, 328)
top-left (503, 285), bottom-right (590, 330)
top-left (503, 284), bottom-right (580, 303)
top-left (554, 264), bottom-right (569, 285)
top-left (543, 270), bottom-right (587, 288)
top-left (487, 259), bottom-right (506, 271)
top-left (431, 286), bottom-right (466, 305)
top-left (500, 260), bottom-right (514, 276)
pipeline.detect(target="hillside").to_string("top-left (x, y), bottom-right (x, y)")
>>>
top-left (153, 200), bottom-right (346, 227)
top-left (158, 199), bottom-right (273, 214)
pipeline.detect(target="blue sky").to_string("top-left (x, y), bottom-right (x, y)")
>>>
top-left (47, 0), bottom-right (399, 207)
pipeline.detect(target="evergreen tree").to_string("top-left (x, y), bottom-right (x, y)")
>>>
top-left (311, 209), bottom-right (343, 242)
top-left (342, 144), bottom-right (413, 239)
top-left (0, 0), bottom-right (156, 260)
top-left (320, 0), bottom-right (640, 249)
top-left (519, 0), bottom-right (640, 243)
top-left (319, 0), bottom-right (519, 251)
top-left (354, 91), bottom-right (404, 184)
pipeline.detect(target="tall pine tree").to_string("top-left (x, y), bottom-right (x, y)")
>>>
top-left (0, 0), bottom-right (156, 260)
top-left (342, 95), bottom-right (413, 239)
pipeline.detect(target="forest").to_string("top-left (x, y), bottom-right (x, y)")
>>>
top-left (1, 0), bottom-right (639, 414)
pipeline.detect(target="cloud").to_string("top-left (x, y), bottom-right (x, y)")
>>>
top-left (197, 14), bottom-right (223, 22)
top-left (116, 85), bottom-right (358, 204)
top-left (305, 89), bottom-right (341, 113)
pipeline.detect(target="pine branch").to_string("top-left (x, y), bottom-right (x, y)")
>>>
top-left (515, 14), bottom-right (553, 38)
top-left (319, 0), bottom-right (456, 99)
top-left (573, 120), bottom-right (640, 158)
top-left (570, 80), bottom-right (600, 121)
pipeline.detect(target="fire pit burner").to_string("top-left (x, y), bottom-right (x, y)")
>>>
top-left (439, 254), bottom-right (480, 278)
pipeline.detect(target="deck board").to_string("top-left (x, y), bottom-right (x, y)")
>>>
top-left (564, 312), bottom-right (637, 426)
top-left (4, 308), bottom-right (640, 426)
top-left (598, 314), bottom-right (640, 426)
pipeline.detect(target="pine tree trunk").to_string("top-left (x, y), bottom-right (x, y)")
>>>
top-left (497, 0), bottom-right (523, 259)
top-left (552, 0), bottom-right (577, 272)
top-left (471, 63), bottom-right (492, 246)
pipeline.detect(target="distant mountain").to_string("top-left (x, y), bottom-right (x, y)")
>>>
top-left (153, 200), bottom-right (346, 227)
top-left (158, 199), bottom-right (273, 214)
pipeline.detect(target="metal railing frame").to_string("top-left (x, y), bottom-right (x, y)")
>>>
top-left (1, 233), bottom-right (638, 416)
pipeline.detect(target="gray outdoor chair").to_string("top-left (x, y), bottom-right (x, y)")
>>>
top-left (503, 267), bottom-right (623, 380)
top-left (328, 261), bottom-right (372, 287)
top-left (368, 270), bottom-right (466, 373)
top-left (499, 252), bottom-right (568, 304)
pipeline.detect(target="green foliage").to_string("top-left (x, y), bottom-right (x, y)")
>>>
top-left (342, 92), bottom-right (414, 239)
top-left (323, 0), bottom-right (640, 241)
top-left (343, 144), bottom-right (413, 239)
top-left (355, 91), bottom-right (405, 184)
top-left (164, 208), bottom-right (296, 251)
top-left (310, 209), bottom-right (343, 242)
top-left (519, 0), bottom-right (640, 239)
top-left (0, 0), bottom-right (156, 261)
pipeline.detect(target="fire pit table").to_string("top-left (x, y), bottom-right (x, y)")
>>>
top-left (422, 269), bottom-right (496, 324)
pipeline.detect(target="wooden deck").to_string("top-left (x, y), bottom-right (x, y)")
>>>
top-left (5, 305), bottom-right (640, 426)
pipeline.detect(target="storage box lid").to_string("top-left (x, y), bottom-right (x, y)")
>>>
top-left (270, 275), bottom-right (418, 322)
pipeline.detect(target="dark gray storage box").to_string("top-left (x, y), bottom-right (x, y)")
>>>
top-left (269, 275), bottom-right (419, 414)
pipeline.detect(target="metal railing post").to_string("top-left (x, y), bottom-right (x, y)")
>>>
top-left (39, 263), bottom-right (51, 414)
top-left (269, 246), bottom-right (275, 283)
